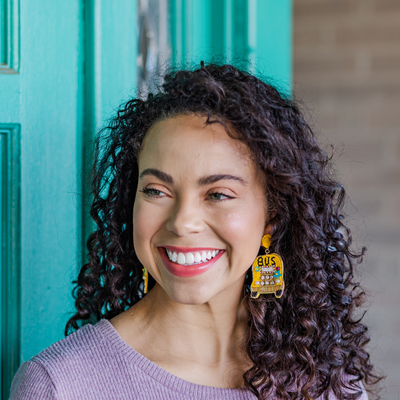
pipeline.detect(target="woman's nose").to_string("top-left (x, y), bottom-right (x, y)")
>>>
top-left (165, 196), bottom-right (204, 237)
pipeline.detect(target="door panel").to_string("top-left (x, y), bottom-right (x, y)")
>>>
top-left (19, 0), bottom-right (83, 361)
top-left (0, 123), bottom-right (20, 400)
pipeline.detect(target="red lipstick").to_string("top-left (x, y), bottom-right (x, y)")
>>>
top-left (158, 247), bottom-right (224, 278)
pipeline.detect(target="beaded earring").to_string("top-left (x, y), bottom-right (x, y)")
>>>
top-left (250, 234), bottom-right (284, 299)
top-left (142, 267), bottom-right (148, 294)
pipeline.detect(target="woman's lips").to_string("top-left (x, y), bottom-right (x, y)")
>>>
top-left (158, 247), bottom-right (224, 278)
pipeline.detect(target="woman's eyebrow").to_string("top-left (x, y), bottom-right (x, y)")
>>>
top-left (197, 174), bottom-right (248, 186)
top-left (139, 168), bottom-right (247, 186)
top-left (139, 168), bottom-right (174, 184)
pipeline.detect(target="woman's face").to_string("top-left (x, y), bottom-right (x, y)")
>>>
top-left (133, 114), bottom-right (270, 305)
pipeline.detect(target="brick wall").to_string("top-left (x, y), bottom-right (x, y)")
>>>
top-left (293, 1), bottom-right (400, 398)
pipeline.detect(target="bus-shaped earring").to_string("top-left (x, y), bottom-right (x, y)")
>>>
top-left (250, 234), bottom-right (284, 299)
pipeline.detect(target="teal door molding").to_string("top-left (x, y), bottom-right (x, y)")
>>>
top-left (81, 0), bottom-right (138, 262)
top-left (169, 0), bottom-right (292, 88)
top-left (0, 0), bottom-right (20, 74)
top-left (0, 124), bottom-right (20, 400)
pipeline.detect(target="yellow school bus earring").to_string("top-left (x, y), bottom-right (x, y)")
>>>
top-left (250, 234), bottom-right (284, 299)
top-left (142, 267), bottom-right (148, 294)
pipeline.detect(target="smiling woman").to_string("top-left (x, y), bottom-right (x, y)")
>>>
top-left (9, 63), bottom-right (382, 399)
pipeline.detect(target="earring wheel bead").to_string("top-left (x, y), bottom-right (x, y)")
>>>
top-left (262, 234), bottom-right (271, 249)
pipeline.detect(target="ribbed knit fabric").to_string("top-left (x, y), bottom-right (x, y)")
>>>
top-left (9, 319), bottom-right (369, 400)
top-left (9, 319), bottom-right (256, 400)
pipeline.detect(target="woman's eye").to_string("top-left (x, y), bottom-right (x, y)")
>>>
top-left (140, 188), bottom-right (166, 198)
top-left (208, 192), bottom-right (232, 201)
top-left (140, 188), bottom-right (232, 201)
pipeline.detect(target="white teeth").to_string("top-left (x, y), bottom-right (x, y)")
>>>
top-left (186, 252), bottom-right (195, 264)
top-left (177, 252), bottom-right (186, 265)
top-left (166, 249), bottom-right (221, 265)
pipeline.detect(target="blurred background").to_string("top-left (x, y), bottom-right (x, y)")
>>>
top-left (0, 0), bottom-right (398, 398)
top-left (294, 1), bottom-right (400, 399)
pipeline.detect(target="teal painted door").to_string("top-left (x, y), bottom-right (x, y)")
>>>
top-left (0, 1), bottom-right (138, 397)
top-left (0, 0), bottom-right (290, 397)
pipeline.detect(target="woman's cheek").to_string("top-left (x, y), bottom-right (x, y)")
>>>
top-left (218, 207), bottom-right (261, 240)
top-left (216, 205), bottom-right (265, 265)
top-left (133, 199), bottom-right (170, 266)
top-left (133, 200), bottom-right (156, 259)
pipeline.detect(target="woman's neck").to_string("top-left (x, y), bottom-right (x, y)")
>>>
top-left (110, 280), bottom-right (251, 388)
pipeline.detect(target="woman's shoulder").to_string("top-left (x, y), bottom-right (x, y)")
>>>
top-left (39, 320), bottom-right (109, 361)
top-left (9, 320), bottom-right (120, 399)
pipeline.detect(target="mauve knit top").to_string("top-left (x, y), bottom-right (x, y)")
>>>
top-left (9, 319), bottom-right (368, 400)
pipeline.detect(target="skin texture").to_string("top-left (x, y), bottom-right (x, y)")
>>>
top-left (111, 114), bottom-right (272, 388)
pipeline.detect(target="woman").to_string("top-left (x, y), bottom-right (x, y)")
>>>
top-left (10, 63), bottom-right (382, 399)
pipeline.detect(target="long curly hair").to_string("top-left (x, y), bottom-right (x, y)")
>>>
top-left (66, 63), bottom-right (383, 399)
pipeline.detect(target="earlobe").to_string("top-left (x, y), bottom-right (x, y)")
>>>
top-left (264, 224), bottom-right (273, 236)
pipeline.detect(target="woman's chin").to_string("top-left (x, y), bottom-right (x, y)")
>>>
top-left (162, 283), bottom-right (216, 306)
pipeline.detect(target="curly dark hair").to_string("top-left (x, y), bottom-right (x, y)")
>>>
top-left (66, 62), bottom-right (383, 399)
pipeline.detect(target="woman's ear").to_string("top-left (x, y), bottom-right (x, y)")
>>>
top-left (264, 210), bottom-right (277, 236)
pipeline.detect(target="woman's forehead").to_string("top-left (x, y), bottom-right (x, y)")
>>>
top-left (139, 115), bottom-right (256, 180)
